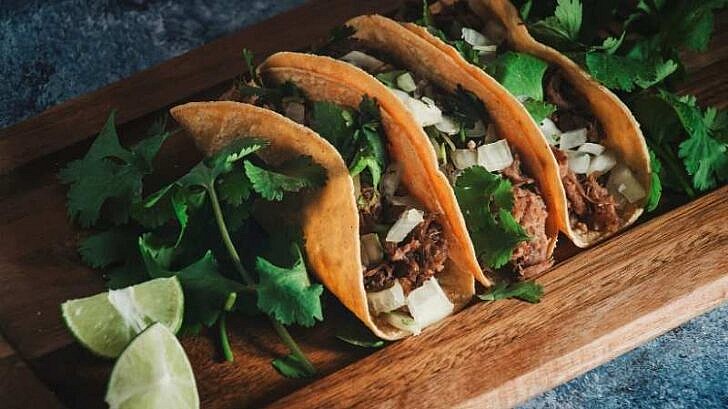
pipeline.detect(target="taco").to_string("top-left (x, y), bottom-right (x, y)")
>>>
top-left (217, 59), bottom-right (480, 339)
top-left (310, 14), bottom-right (561, 278)
top-left (412, 0), bottom-right (651, 247)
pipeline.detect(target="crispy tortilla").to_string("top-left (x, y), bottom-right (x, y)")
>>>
top-left (345, 14), bottom-right (562, 262)
top-left (258, 53), bottom-right (479, 338)
top-left (465, 0), bottom-right (651, 247)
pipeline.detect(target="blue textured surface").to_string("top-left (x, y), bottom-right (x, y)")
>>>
top-left (1, 1), bottom-right (726, 407)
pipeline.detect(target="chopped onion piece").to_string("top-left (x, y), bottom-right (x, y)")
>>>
top-left (484, 123), bottom-right (499, 143)
top-left (404, 97), bottom-right (442, 127)
top-left (396, 72), bottom-right (417, 92)
top-left (282, 101), bottom-right (305, 124)
top-left (461, 27), bottom-right (490, 46)
top-left (566, 151), bottom-right (591, 174)
top-left (384, 312), bottom-right (421, 335)
top-left (477, 139), bottom-right (513, 171)
top-left (578, 142), bottom-right (605, 156)
top-left (539, 118), bottom-right (562, 145)
top-left (559, 128), bottom-right (587, 150)
top-left (451, 149), bottom-right (478, 170)
top-left (340, 51), bottom-right (385, 72)
top-left (381, 164), bottom-right (401, 198)
top-left (390, 89), bottom-right (410, 104)
top-left (367, 281), bottom-right (405, 314)
top-left (389, 195), bottom-right (421, 208)
top-left (608, 165), bottom-right (646, 203)
top-left (406, 278), bottom-right (454, 328)
top-left (473, 44), bottom-right (498, 53)
top-left (386, 208), bottom-right (424, 243)
top-left (360, 233), bottom-right (384, 267)
top-left (435, 116), bottom-right (460, 135)
top-left (465, 120), bottom-right (486, 137)
top-left (588, 151), bottom-right (617, 174)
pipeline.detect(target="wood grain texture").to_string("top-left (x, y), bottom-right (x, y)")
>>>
top-left (0, 0), bottom-right (404, 174)
top-left (269, 186), bottom-right (728, 409)
top-left (0, 2), bottom-right (725, 409)
top-left (0, 335), bottom-right (66, 409)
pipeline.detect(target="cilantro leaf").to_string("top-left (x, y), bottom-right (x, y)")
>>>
top-left (531, 0), bottom-right (582, 43)
top-left (645, 149), bottom-right (663, 212)
top-left (58, 112), bottom-right (168, 227)
top-left (336, 320), bottom-right (385, 348)
top-left (310, 101), bottom-right (357, 159)
top-left (523, 99), bottom-right (557, 123)
top-left (585, 52), bottom-right (678, 92)
top-left (79, 228), bottom-right (139, 269)
top-left (455, 166), bottom-right (530, 269)
top-left (244, 156), bottom-right (326, 201)
top-left (477, 281), bottom-right (544, 303)
top-left (488, 52), bottom-right (549, 101)
top-left (272, 354), bottom-right (315, 378)
top-left (217, 166), bottom-right (252, 206)
top-left (255, 244), bottom-right (323, 327)
top-left (375, 70), bottom-right (408, 88)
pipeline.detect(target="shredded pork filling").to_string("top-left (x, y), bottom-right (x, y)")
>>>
top-left (544, 69), bottom-right (622, 233)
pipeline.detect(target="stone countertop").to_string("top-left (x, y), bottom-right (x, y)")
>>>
top-left (1, 1), bottom-right (726, 407)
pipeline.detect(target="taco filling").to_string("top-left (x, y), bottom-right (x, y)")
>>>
top-left (229, 80), bottom-right (455, 333)
top-left (416, 1), bottom-right (647, 236)
top-left (317, 38), bottom-right (553, 278)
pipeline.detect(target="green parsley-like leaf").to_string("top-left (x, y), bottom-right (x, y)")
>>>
top-left (585, 52), bottom-right (678, 92)
top-left (272, 354), bottom-right (315, 378)
top-left (477, 281), bottom-right (544, 303)
top-left (531, 0), bottom-right (582, 43)
top-left (79, 228), bottom-right (139, 269)
top-left (455, 166), bottom-right (530, 269)
top-left (255, 244), bottom-right (323, 327)
top-left (244, 156), bottom-right (326, 201)
top-left (58, 112), bottom-right (168, 227)
top-left (488, 52), bottom-right (549, 101)
top-left (645, 149), bottom-right (663, 212)
top-left (523, 99), bottom-right (557, 123)
top-left (216, 166), bottom-right (252, 206)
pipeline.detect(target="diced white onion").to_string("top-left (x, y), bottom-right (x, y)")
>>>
top-left (406, 278), bottom-right (454, 328)
top-left (396, 72), bottom-right (417, 92)
top-left (578, 142), bottom-right (605, 156)
top-left (390, 89), bottom-right (410, 104)
top-left (451, 149), bottom-right (478, 170)
top-left (559, 128), bottom-right (588, 150)
top-left (283, 101), bottom-right (305, 124)
top-left (360, 233), bottom-right (384, 267)
top-left (566, 150), bottom-right (591, 174)
top-left (461, 27), bottom-right (490, 46)
top-left (367, 281), bottom-right (405, 314)
top-left (434, 116), bottom-right (461, 135)
top-left (465, 120), bottom-right (486, 138)
top-left (477, 139), bottom-right (514, 172)
top-left (340, 51), bottom-right (385, 72)
top-left (381, 164), bottom-right (401, 198)
top-left (405, 97), bottom-right (443, 127)
top-left (608, 165), bottom-right (646, 203)
top-left (484, 123), bottom-right (499, 143)
top-left (539, 118), bottom-right (562, 145)
top-left (588, 151), bottom-right (617, 174)
top-left (386, 208), bottom-right (425, 243)
top-left (384, 312), bottom-right (421, 335)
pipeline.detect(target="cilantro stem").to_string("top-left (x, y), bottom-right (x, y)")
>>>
top-left (219, 313), bottom-right (234, 362)
top-left (271, 319), bottom-right (317, 375)
top-left (208, 184), bottom-right (255, 284)
top-left (207, 182), bottom-right (316, 375)
top-left (651, 142), bottom-right (696, 197)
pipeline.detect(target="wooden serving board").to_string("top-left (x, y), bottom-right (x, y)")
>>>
top-left (0, 1), bottom-right (726, 408)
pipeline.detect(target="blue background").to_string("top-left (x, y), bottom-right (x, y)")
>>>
top-left (1, 1), bottom-right (726, 407)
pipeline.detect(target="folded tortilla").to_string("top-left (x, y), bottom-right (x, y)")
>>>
top-left (455, 0), bottom-right (651, 247)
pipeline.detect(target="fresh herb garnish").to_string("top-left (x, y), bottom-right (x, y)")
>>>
top-left (454, 166), bottom-right (530, 269)
top-left (478, 280), bottom-right (544, 303)
top-left (310, 96), bottom-right (388, 188)
top-left (60, 113), bottom-right (327, 377)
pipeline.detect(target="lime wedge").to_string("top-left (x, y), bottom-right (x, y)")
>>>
top-left (61, 277), bottom-right (184, 358)
top-left (106, 323), bottom-right (199, 409)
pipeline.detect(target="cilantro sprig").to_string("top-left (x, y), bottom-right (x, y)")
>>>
top-left (478, 280), bottom-right (544, 303)
top-left (454, 166), bottom-right (530, 269)
top-left (60, 113), bottom-right (327, 377)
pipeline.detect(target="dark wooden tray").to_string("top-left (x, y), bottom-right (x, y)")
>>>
top-left (0, 1), bottom-right (726, 408)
